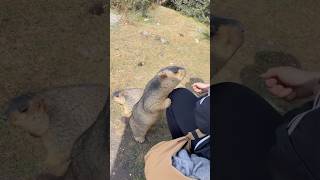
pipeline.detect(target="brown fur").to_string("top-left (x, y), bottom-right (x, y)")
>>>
top-left (129, 66), bottom-right (186, 143)
top-left (5, 84), bottom-right (106, 178)
top-left (112, 88), bottom-right (144, 117)
top-left (212, 16), bottom-right (244, 75)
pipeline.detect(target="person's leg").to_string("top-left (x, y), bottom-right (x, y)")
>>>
top-left (212, 82), bottom-right (284, 180)
top-left (166, 88), bottom-right (199, 139)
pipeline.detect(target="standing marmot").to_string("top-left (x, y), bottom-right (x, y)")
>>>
top-left (129, 66), bottom-right (186, 143)
top-left (5, 84), bottom-right (106, 178)
top-left (112, 88), bottom-right (144, 117)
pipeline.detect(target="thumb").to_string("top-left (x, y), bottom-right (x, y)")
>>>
top-left (260, 68), bottom-right (279, 79)
top-left (285, 91), bottom-right (297, 101)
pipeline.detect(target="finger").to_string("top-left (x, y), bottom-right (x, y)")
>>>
top-left (285, 91), bottom-right (297, 101)
top-left (192, 83), bottom-right (198, 88)
top-left (193, 87), bottom-right (202, 93)
top-left (260, 68), bottom-right (280, 79)
top-left (279, 88), bottom-right (293, 98)
top-left (268, 86), bottom-right (280, 96)
top-left (269, 85), bottom-right (293, 98)
top-left (194, 89), bottom-right (201, 93)
top-left (192, 84), bottom-right (198, 89)
top-left (265, 78), bottom-right (278, 88)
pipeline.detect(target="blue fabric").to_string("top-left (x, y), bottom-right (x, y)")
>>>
top-left (172, 149), bottom-right (210, 180)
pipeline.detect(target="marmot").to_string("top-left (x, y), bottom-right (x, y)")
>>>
top-left (112, 88), bottom-right (144, 117)
top-left (212, 16), bottom-right (244, 75)
top-left (35, 102), bottom-right (107, 180)
top-left (65, 102), bottom-right (107, 180)
top-left (129, 66), bottom-right (186, 143)
top-left (5, 84), bottom-right (106, 178)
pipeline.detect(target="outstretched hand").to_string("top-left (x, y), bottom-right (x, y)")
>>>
top-left (192, 82), bottom-right (210, 94)
top-left (261, 66), bottom-right (320, 100)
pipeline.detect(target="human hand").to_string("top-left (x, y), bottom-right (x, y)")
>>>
top-left (192, 82), bottom-right (210, 94)
top-left (261, 66), bottom-right (320, 100)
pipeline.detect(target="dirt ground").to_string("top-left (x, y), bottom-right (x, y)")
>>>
top-left (111, 0), bottom-right (320, 179)
top-left (0, 1), bottom-right (107, 179)
top-left (110, 6), bottom-right (210, 180)
top-left (213, 0), bottom-right (320, 112)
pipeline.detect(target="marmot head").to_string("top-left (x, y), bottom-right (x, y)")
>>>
top-left (5, 94), bottom-right (50, 137)
top-left (212, 16), bottom-right (244, 61)
top-left (112, 90), bottom-right (126, 105)
top-left (157, 66), bottom-right (186, 88)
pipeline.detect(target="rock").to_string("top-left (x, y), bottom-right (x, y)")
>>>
top-left (160, 37), bottom-right (168, 44)
top-left (137, 62), bottom-right (145, 66)
top-left (197, 28), bottom-right (204, 34)
top-left (140, 31), bottom-right (150, 37)
top-left (155, 35), bottom-right (169, 44)
top-left (110, 13), bottom-right (121, 26)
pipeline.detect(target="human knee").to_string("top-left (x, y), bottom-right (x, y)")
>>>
top-left (168, 88), bottom-right (191, 100)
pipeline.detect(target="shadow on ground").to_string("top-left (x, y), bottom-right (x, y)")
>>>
top-left (111, 115), bottom-right (171, 180)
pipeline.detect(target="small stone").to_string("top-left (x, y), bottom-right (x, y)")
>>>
top-left (141, 31), bottom-right (150, 37)
top-left (110, 13), bottom-right (121, 26)
top-left (197, 28), bottom-right (204, 34)
top-left (138, 62), bottom-right (145, 66)
top-left (144, 18), bottom-right (149, 22)
top-left (154, 35), bottom-right (169, 44)
top-left (195, 38), bottom-right (200, 43)
top-left (160, 37), bottom-right (169, 44)
top-left (156, 22), bottom-right (160, 26)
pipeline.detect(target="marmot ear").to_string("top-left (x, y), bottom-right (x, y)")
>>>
top-left (158, 72), bottom-right (167, 79)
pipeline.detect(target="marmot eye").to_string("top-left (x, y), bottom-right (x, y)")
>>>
top-left (160, 74), bottom-right (167, 79)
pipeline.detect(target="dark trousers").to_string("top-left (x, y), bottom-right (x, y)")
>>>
top-left (212, 82), bottom-right (285, 180)
top-left (166, 88), bottom-right (200, 139)
top-left (166, 82), bottom-right (305, 180)
top-left (166, 87), bottom-right (211, 159)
